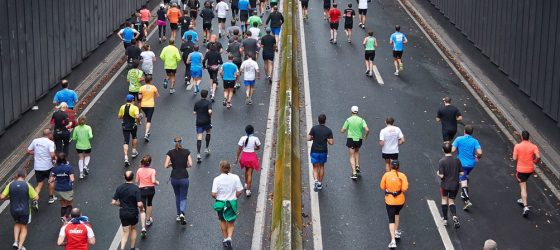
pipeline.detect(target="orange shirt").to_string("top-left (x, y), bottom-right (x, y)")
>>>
top-left (140, 9), bottom-right (151, 22)
top-left (167, 7), bottom-right (181, 24)
top-left (139, 84), bottom-right (159, 108)
top-left (380, 170), bottom-right (408, 205)
top-left (137, 167), bottom-right (156, 188)
top-left (513, 140), bottom-right (539, 173)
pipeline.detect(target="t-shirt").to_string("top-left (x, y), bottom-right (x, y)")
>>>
top-left (189, 52), bottom-right (203, 70)
top-left (203, 50), bottom-right (223, 68)
top-left (342, 115), bottom-right (367, 141)
top-left (28, 137), bottom-right (55, 171)
top-left (52, 110), bottom-right (70, 131)
top-left (240, 59), bottom-right (259, 80)
top-left (59, 222), bottom-right (95, 250)
top-left (227, 42), bottom-right (243, 63)
top-left (167, 7), bottom-right (181, 23)
top-left (140, 51), bottom-right (156, 69)
top-left (328, 8), bottom-right (341, 23)
top-left (139, 84), bottom-right (158, 107)
top-left (238, 135), bottom-right (261, 152)
top-left (249, 27), bottom-right (261, 40)
top-left (126, 45), bottom-right (142, 62)
top-left (157, 9), bottom-right (166, 21)
top-left (136, 167), bottom-right (156, 188)
top-left (358, 0), bottom-right (367, 9)
top-left (513, 141), bottom-right (539, 173)
top-left (183, 30), bottom-right (199, 43)
top-left (437, 105), bottom-right (461, 131)
top-left (160, 45), bottom-right (182, 70)
top-left (140, 8), bottom-right (151, 22)
top-left (266, 12), bottom-right (284, 28)
top-left (452, 135), bottom-right (481, 168)
top-left (194, 99), bottom-right (212, 126)
top-left (179, 16), bottom-right (192, 31)
top-left (222, 62), bottom-right (238, 80)
top-left (206, 41), bottom-right (223, 52)
top-left (167, 148), bottom-right (191, 179)
top-left (247, 15), bottom-right (262, 27)
top-left (239, 0), bottom-right (250, 11)
top-left (343, 8), bottom-right (355, 24)
top-left (260, 34), bottom-right (276, 54)
top-left (71, 125), bottom-right (93, 150)
top-left (2, 180), bottom-right (37, 216)
top-left (216, 1), bottom-right (229, 18)
top-left (127, 68), bottom-right (143, 92)
top-left (390, 32), bottom-right (407, 51)
top-left (121, 27), bottom-right (137, 43)
top-left (379, 170), bottom-right (408, 205)
top-left (51, 163), bottom-right (74, 192)
top-left (181, 41), bottom-right (196, 60)
top-left (309, 124), bottom-right (333, 153)
top-left (112, 183), bottom-right (141, 216)
top-left (379, 125), bottom-right (404, 154)
top-left (53, 89), bottom-right (78, 109)
top-left (200, 8), bottom-right (215, 23)
top-left (242, 38), bottom-right (259, 56)
top-left (212, 173), bottom-right (243, 201)
top-left (438, 156), bottom-right (462, 190)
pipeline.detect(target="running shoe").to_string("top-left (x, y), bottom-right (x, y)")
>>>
top-left (32, 200), bottom-right (39, 211)
top-left (141, 228), bottom-right (147, 239)
top-left (226, 102), bottom-right (232, 109)
top-left (388, 240), bottom-right (397, 248)
top-left (313, 182), bottom-right (319, 192)
top-left (248, 99), bottom-right (253, 105)
top-left (131, 150), bottom-right (139, 158)
top-left (365, 70), bottom-right (370, 76)
top-left (350, 173), bottom-right (358, 180)
top-left (146, 217), bottom-right (153, 226)
top-left (205, 148), bottom-right (211, 155)
top-left (223, 98), bottom-right (227, 106)
top-left (211, 96), bottom-right (215, 102)
top-left (180, 213), bottom-right (186, 225)
top-left (197, 154), bottom-right (202, 163)
top-left (163, 79), bottom-right (168, 89)
top-left (394, 70), bottom-right (399, 76)
top-left (453, 216), bottom-right (460, 229)
top-left (333, 40), bottom-right (337, 44)
top-left (522, 206), bottom-right (530, 217)
top-left (317, 182), bottom-right (323, 190)
top-left (516, 198), bottom-right (524, 207)
top-left (246, 189), bottom-right (252, 197)
top-left (395, 230), bottom-right (402, 239)
top-left (144, 134), bottom-right (150, 142)
top-left (356, 165), bottom-right (361, 173)
top-left (463, 200), bottom-right (473, 210)
top-left (442, 219), bottom-right (448, 227)
top-left (245, 97), bottom-right (250, 105)
top-left (79, 173), bottom-right (84, 179)
top-left (48, 196), bottom-right (57, 204)
top-left (124, 160), bottom-right (131, 167)
top-left (84, 167), bottom-right (90, 176)
top-left (329, 38), bottom-right (333, 43)
top-left (176, 215), bottom-right (181, 222)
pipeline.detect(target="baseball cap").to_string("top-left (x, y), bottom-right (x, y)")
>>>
top-left (126, 94), bottom-right (135, 102)
top-left (160, 3), bottom-right (165, 7)
top-left (351, 106), bottom-right (359, 113)
top-left (265, 27), bottom-right (271, 33)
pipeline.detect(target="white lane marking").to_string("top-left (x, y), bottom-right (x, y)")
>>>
top-left (427, 200), bottom-right (455, 250)
top-left (109, 225), bottom-right (124, 250)
top-left (372, 65), bottom-right (384, 85)
top-left (298, 3), bottom-right (323, 250)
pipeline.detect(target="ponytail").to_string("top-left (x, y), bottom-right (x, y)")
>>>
top-left (244, 124), bottom-right (254, 147)
top-left (174, 136), bottom-right (183, 150)
top-left (140, 154), bottom-right (152, 167)
top-left (220, 160), bottom-right (231, 174)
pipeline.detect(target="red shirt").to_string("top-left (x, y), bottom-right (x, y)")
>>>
top-left (59, 223), bottom-right (94, 250)
top-left (329, 8), bottom-right (341, 23)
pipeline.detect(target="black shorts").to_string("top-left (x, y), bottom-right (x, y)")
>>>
top-left (140, 187), bottom-right (156, 207)
top-left (208, 68), bottom-right (219, 82)
top-left (393, 50), bottom-right (404, 59)
top-left (166, 69), bottom-right (177, 75)
top-left (217, 210), bottom-right (236, 222)
top-left (142, 107), bottom-right (155, 122)
top-left (382, 153), bottom-right (399, 160)
top-left (358, 8), bottom-right (367, 15)
top-left (223, 80), bottom-right (236, 89)
top-left (234, 61), bottom-right (242, 69)
top-left (203, 22), bottom-right (212, 31)
top-left (35, 170), bottom-right (51, 183)
top-left (517, 172), bottom-right (533, 183)
top-left (364, 50), bottom-right (375, 61)
top-left (344, 22), bottom-right (353, 29)
top-left (240, 11), bottom-right (249, 21)
top-left (218, 17), bottom-right (226, 23)
top-left (301, 1), bottom-right (309, 8)
top-left (442, 130), bottom-right (457, 142)
top-left (120, 214), bottom-right (139, 227)
top-left (170, 23), bottom-right (179, 30)
top-left (123, 128), bottom-right (138, 145)
top-left (386, 204), bottom-right (404, 223)
top-left (329, 22), bottom-right (339, 30)
top-left (346, 138), bottom-right (362, 149)
top-left (323, 4), bottom-right (331, 10)
top-left (128, 91), bottom-right (139, 101)
top-left (142, 21), bottom-right (149, 28)
top-left (190, 10), bottom-right (198, 18)
top-left (440, 188), bottom-right (458, 199)
top-left (12, 213), bottom-right (30, 225)
top-left (76, 148), bottom-right (92, 154)
top-left (263, 52), bottom-right (274, 61)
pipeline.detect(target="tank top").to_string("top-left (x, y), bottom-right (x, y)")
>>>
top-left (365, 36), bottom-right (376, 51)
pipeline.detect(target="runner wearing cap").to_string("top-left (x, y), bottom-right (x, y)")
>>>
top-left (513, 130), bottom-right (540, 217)
top-left (341, 106), bottom-right (369, 180)
top-left (380, 160), bottom-right (408, 249)
top-left (379, 116), bottom-right (405, 172)
top-left (452, 125), bottom-right (482, 210)
top-left (118, 95), bottom-right (141, 167)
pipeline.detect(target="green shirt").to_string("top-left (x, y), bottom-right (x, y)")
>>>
top-left (248, 15), bottom-right (262, 27)
top-left (160, 45), bottom-right (182, 70)
top-left (71, 125), bottom-right (93, 150)
top-left (365, 36), bottom-right (376, 51)
top-left (342, 115), bottom-right (367, 141)
top-left (127, 68), bottom-right (143, 92)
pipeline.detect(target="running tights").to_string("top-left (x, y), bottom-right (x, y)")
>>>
top-left (158, 25), bottom-right (167, 38)
top-left (461, 187), bottom-right (470, 202)
top-left (206, 134), bottom-right (211, 148)
top-left (171, 178), bottom-right (189, 215)
top-left (441, 204), bottom-right (456, 220)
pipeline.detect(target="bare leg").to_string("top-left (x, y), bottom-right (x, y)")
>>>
top-left (318, 164), bottom-right (325, 182)
top-left (121, 226), bottom-right (130, 250)
top-left (130, 227), bottom-right (138, 248)
top-left (348, 149), bottom-right (356, 173)
top-left (227, 222), bottom-right (235, 238)
top-left (220, 221), bottom-right (228, 238)
top-left (245, 168), bottom-right (254, 190)
top-left (520, 182), bottom-right (528, 206)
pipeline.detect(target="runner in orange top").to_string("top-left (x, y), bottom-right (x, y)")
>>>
top-left (379, 160), bottom-right (408, 249)
top-left (512, 130), bottom-right (540, 217)
top-left (167, 3), bottom-right (182, 40)
top-left (138, 75), bottom-right (160, 142)
top-left (139, 5), bottom-right (151, 38)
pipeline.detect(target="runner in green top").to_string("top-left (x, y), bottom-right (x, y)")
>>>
top-left (247, 11), bottom-right (262, 27)
top-left (363, 31), bottom-right (378, 77)
top-left (160, 39), bottom-right (182, 93)
top-left (341, 106), bottom-right (369, 180)
top-left (71, 116), bottom-right (94, 179)
top-left (127, 60), bottom-right (144, 105)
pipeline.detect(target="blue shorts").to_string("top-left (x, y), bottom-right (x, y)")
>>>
top-left (244, 80), bottom-right (256, 86)
top-left (271, 27), bottom-right (281, 36)
top-left (196, 124), bottom-right (212, 134)
top-left (310, 152), bottom-right (328, 164)
top-left (191, 68), bottom-right (202, 78)
top-left (459, 167), bottom-right (474, 181)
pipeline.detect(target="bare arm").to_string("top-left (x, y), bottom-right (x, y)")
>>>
top-left (398, 136), bottom-right (405, 145)
top-left (211, 192), bottom-right (217, 199)
top-left (327, 138), bottom-right (334, 145)
top-left (187, 155), bottom-right (193, 168)
top-left (164, 155), bottom-right (172, 168)
top-left (307, 134), bottom-right (313, 141)
top-left (88, 236), bottom-right (96, 245)
top-left (111, 199), bottom-right (120, 207)
top-left (57, 236), bottom-right (66, 246)
top-left (236, 146), bottom-right (243, 163)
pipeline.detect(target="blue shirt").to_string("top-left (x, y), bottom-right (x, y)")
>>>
top-left (51, 164), bottom-right (74, 191)
top-left (221, 62), bottom-right (238, 81)
top-left (190, 52), bottom-right (203, 70)
top-left (239, 0), bottom-right (250, 11)
top-left (390, 32), bottom-right (407, 51)
top-left (183, 30), bottom-right (199, 43)
top-left (452, 135), bottom-right (481, 168)
top-left (53, 88), bottom-right (78, 109)
top-left (122, 27), bottom-right (135, 43)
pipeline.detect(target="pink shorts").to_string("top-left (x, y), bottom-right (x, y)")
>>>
top-left (239, 152), bottom-right (260, 171)
top-left (157, 20), bottom-right (166, 26)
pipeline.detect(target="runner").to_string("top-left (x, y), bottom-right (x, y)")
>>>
top-left (133, 10), bottom-right (146, 47)
top-left (260, 28), bottom-right (276, 83)
top-left (379, 116), bottom-right (405, 172)
top-left (390, 25), bottom-right (408, 76)
top-left (71, 116), bottom-right (93, 179)
top-left (258, 0), bottom-right (266, 17)
top-left (206, 34), bottom-right (224, 53)
top-left (357, 0), bottom-right (367, 29)
top-left (513, 130), bottom-right (540, 217)
top-left (136, 155), bottom-right (160, 238)
top-left (215, 0), bottom-right (230, 38)
top-left (239, 54), bottom-right (260, 105)
top-left (118, 21), bottom-right (140, 50)
top-left (249, 22), bottom-right (261, 41)
top-left (0, 170), bottom-right (38, 250)
top-left (125, 40), bottom-right (143, 67)
top-left (300, 0), bottom-right (309, 19)
top-left (187, 0), bottom-right (200, 27)
top-left (343, 4), bottom-right (355, 43)
top-left (27, 129), bottom-right (56, 206)
top-left (235, 125), bottom-right (261, 197)
top-left (139, 5), bottom-right (151, 39)
top-left (118, 95), bottom-right (140, 167)
top-left (227, 21), bottom-right (242, 42)
top-left (179, 11), bottom-right (192, 39)
top-left (437, 142), bottom-right (462, 228)
top-left (139, 76), bottom-right (160, 142)
top-left (307, 114), bottom-right (334, 192)
top-left (111, 171), bottom-right (143, 250)
top-left (211, 161), bottom-right (244, 249)
top-left (167, 3), bottom-right (182, 41)
top-left (126, 60), bottom-right (144, 102)
top-left (51, 103), bottom-right (73, 156)
top-left (181, 35), bottom-right (196, 84)
top-left (247, 10), bottom-right (262, 28)
top-left (53, 80), bottom-right (78, 110)
top-left (156, 4), bottom-right (168, 43)
top-left (241, 31), bottom-right (260, 60)
top-left (266, 6), bottom-right (284, 43)
top-left (164, 136), bottom-right (193, 224)
top-left (220, 55), bottom-right (239, 109)
top-left (200, 2), bottom-right (215, 43)
top-left (451, 125), bottom-right (482, 210)
top-left (436, 97), bottom-right (463, 142)
top-left (231, 0), bottom-right (240, 21)
top-left (328, 3), bottom-right (341, 44)
top-left (49, 153), bottom-right (75, 223)
top-left (249, 0), bottom-right (258, 14)
top-left (341, 106), bottom-right (369, 179)
top-left (363, 31), bottom-right (378, 77)
top-left (380, 160), bottom-right (409, 249)
top-left (182, 25), bottom-right (199, 43)
top-left (57, 208), bottom-right (96, 249)
top-left (187, 45), bottom-right (204, 94)
top-left (140, 44), bottom-right (157, 76)
top-left (193, 90), bottom-right (213, 162)
top-left (322, 0), bottom-right (331, 21)
top-left (203, 47), bottom-right (224, 102)
top-left (160, 39), bottom-right (182, 93)
top-left (238, 0), bottom-right (250, 32)
top-left (227, 35), bottom-right (243, 89)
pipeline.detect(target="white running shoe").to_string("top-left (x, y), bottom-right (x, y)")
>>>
top-left (395, 230), bottom-right (402, 239)
top-left (245, 189), bottom-right (252, 197)
top-left (388, 240), bottom-right (397, 248)
top-left (394, 70), bottom-right (399, 76)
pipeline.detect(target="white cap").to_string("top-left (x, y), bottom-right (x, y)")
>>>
top-left (160, 3), bottom-right (165, 7)
top-left (351, 106), bottom-right (359, 113)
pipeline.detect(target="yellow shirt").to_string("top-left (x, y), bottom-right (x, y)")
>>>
top-left (118, 103), bottom-right (140, 119)
top-left (139, 84), bottom-right (159, 108)
top-left (380, 170), bottom-right (409, 205)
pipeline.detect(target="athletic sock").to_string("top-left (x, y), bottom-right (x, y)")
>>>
top-left (449, 204), bottom-right (457, 216)
top-left (61, 207), bottom-right (66, 217)
top-left (84, 156), bottom-right (90, 168)
top-left (441, 204), bottom-right (449, 220)
top-left (66, 205), bottom-right (72, 217)
top-left (78, 160), bottom-right (84, 173)
top-left (461, 187), bottom-right (470, 201)
top-left (197, 140), bottom-right (202, 154)
top-left (205, 134), bottom-right (211, 148)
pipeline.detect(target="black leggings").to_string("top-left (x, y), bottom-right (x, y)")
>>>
top-left (158, 24), bottom-right (167, 38)
top-left (386, 204), bottom-right (404, 223)
top-left (54, 129), bottom-right (71, 156)
top-left (140, 187), bottom-right (155, 207)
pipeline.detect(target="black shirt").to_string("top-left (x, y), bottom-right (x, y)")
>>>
top-left (343, 8), bottom-right (355, 24)
top-left (52, 110), bottom-right (70, 131)
top-left (188, 0), bottom-right (200, 9)
top-left (126, 46), bottom-right (142, 62)
top-left (242, 38), bottom-right (258, 56)
top-left (179, 16), bottom-right (192, 30)
top-left (194, 99), bottom-right (212, 126)
top-left (227, 41), bottom-right (242, 63)
top-left (249, 0), bottom-right (257, 8)
top-left (231, 0), bottom-right (239, 8)
top-left (438, 155), bottom-right (462, 190)
top-left (206, 41), bottom-right (223, 52)
top-left (167, 148), bottom-right (191, 179)
top-left (260, 35), bottom-right (276, 54)
top-left (181, 40), bottom-right (196, 60)
top-left (157, 9), bottom-right (166, 21)
top-left (200, 8), bottom-right (215, 23)
top-left (7, 180), bottom-right (33, 216)
top-left (309, 124), bottom-right (333, 153)
top-left (437, 105), bottom-right (462, 131)
top-left (266, 12), bottom-right (284, 28)
top-left (112, 183), bottom-right (141, 217)
top-left (203, 50), bottom-right (223, 67)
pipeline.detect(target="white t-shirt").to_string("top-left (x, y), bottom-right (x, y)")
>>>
top-left (358, 0), bottom-right (368, 9)
top-left (27, 137), bottom-right (55, 171)
top-left (240, 59), bottom-right (259, 80)
top-left (238, 135), bottom-right (261, 152)
top-left (249, 27), bottom-right (260, 40)
top-left (140, 51), bottom-right (156, 67)
top-left (379, 126), bottom-right (404, 154)
top-left (212, 173), bottom-right (244, 201)
top-left (215, 2), bottom-right (230, 18)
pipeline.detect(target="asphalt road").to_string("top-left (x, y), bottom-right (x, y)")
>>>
top-left (302, 0), bottom-right (560, 249)
top-left (0, 9), bottom-right (272, 250)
